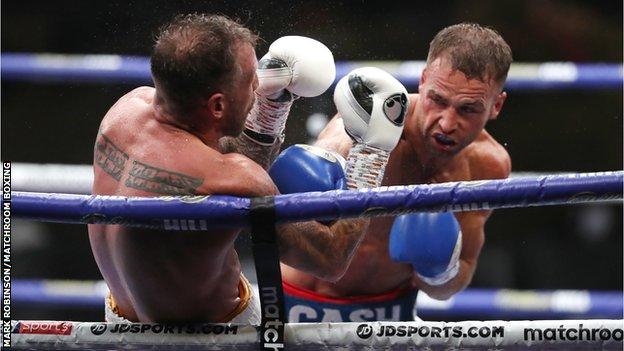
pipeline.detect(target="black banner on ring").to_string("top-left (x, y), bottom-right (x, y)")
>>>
top-left (2, 161), bottom-right (12, 349)
top-left (250, 196), bottom-right (285, 351)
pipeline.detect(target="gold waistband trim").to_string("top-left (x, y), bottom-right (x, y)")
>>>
top-left (108, 274), bottom-right (253, 323)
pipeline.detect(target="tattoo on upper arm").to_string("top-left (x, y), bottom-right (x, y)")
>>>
top-left (94, 134), bottom-right (129, 181)
top-left (218, 137), bottom-right (238, 154)
top-left (125, 160), bottom-right (203, 195)
top-left (219, 134), bottom-right (282, 170)
top-left (219, 136), bottom-right (238, 154)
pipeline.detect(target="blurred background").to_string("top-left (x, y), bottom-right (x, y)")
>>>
top-left (2, 0), bottom-right (622, 321)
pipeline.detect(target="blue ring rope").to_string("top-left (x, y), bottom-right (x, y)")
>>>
top-left (2, 53), bottom-right (622, 90)
top-left (10, 171), bottom-right (623, 230)
top-left (12, 279), bottom-right (623, 319)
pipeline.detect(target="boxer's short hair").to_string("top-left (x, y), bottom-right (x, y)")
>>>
top-left (151, 13), bottom-right (259, 114)
top-left (427, 23), bottom-right (512, 86)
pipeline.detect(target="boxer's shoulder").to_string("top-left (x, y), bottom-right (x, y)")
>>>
top-left (124, 86), bottom-right (155, 102)
top-left (111, 87), bottom-right (155, 111)
top-left (465, 130), bottom-right (511, 180)
top-left (198, 152), bottom-right (277, 197)
top-left (114, 147), bottom-right (274, 198)
top-left (407, 93), bottom-right (419, 116)
top-left (101, 87), bottom-right (155, 128)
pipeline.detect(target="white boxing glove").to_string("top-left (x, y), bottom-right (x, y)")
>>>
top-left (244, 36), bottom-right (335, 145)
top-left (334, 67), bottom-right (408, 188)
top-left (256, 36), bottom-right (336, 99)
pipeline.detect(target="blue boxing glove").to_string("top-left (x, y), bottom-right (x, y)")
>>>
top-left (269, 144), bottom-right (348, 194)
top-left (389, 212), bottom-right (462, 286)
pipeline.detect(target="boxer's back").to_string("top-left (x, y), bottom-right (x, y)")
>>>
top-left (89, 87), bottom-right (244, 322)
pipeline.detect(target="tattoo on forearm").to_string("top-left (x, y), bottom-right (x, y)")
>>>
top-left (330, 219), bottom-right (369, 259)
top-left (219, 134), bottom-right (282, 170)
top-left (125, 160), bottom-right (203, 195)
top-left (218, 136), bottom-right (238, 154)
top-left (277, 218), bottom-right (369, 278)
top-left (94, 134), bottom-right (129, 181)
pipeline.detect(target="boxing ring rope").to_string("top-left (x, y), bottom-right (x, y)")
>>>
top-left (10, 171), bottom-right (623, 228)
top-left (10, 319), bottom-right (624, 350)
top-left (12, 163), bottom-right (94, 194)
top-left (13, 279), bottom-right (623, 320)
top-left (15, 162), bottom-right (620, 197)
top-left (2, 53), bottom-right (622, 89)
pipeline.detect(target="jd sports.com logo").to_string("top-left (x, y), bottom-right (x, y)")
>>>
top-left (90, 324), bottom-right (107, 335)
top-left (356, 324), bottom-right (374, 339)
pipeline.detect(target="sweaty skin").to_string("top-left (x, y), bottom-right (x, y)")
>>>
top-left (89, 43), bottom-right (368, 323)
top-left (282, 56), bottom-right (512, 301)
top-left (89, 87), bottom-right (271, 322)
top-left (89, 43), bottom-right (264, 323)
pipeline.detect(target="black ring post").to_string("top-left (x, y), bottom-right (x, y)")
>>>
top-left (250, 196), bottom-right (285, 351)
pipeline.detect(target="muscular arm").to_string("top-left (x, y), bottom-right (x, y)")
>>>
top-left (233, 153), bottom-right (370, 282)
top-left (275, 113), bottom-right (373, 281)
top-left (415, 143), bottom-right (512, 299)
top-left (269, 115), bottom-right (375, 281)
top-left (277, 218), bottom-right (369, 282)
top-left (219, 134), bottom-right (283, 170)
top-left (314, 114), bottom-right (353, 158)
top-left (414, 211), bottom-right (487, 300)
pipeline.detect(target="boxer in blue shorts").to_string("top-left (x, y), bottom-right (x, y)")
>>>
top-left (272, 23), bottom-right (513, 322)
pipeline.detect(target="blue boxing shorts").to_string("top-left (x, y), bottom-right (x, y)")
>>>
top-left (284, 280), bottom-right (418, 322)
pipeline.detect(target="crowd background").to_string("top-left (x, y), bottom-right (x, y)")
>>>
top-left (2, 0), bottom-right (622, 321)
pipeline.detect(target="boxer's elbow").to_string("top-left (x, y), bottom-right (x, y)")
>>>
top-left (319, 256), bottom-right (350, 283)
top-left (422, 286), bottom-right (460, 301)
top-left (321, 218), bottom-right (368, 282)
top-left (278, 219), bottom-right (364, 282)
top-left (320, 220), bottom-right (369, 282)
top-left (310, 243), bottom-right (352, 282)
top-left (277, 223), bottom-right (350, 282)
top-left (284, 253), bottom-right (347, 283)
top-left (315, 266), bottom-right (346, 283)
top-left (419, 266), bottom-right (473, 300)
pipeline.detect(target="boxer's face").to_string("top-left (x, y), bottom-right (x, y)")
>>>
top-left (222, 43), bottom-right (258, 136)
top-left (416, 56), bottom-right (506, 157)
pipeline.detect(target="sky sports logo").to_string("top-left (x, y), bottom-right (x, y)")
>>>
top-left (356, 323), bottom-right (504, 339)
top-left (14, 322), bottom-right (72, 335)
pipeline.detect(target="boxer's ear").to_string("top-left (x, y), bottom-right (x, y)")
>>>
top-left (418, 68), bottom-right (428, 94)
top-left (206, 93), bottom-right (225, 120)
top-left (489, 91), bottom-right (507, 121)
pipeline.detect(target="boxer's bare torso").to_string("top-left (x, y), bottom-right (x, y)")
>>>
top-left (89, 87), bottom-right (273, 322)
top-left (282, 93), bottom-right (511, 298)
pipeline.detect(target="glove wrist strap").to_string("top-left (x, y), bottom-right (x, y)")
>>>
top-left (244, 94), bottom-right (294, 140)
top-left (417, 260), bottom-right (460, 286)
top-left (344, 144), bottom-right (390, 189)
top-left (242, 129), bottom-right (284, 146)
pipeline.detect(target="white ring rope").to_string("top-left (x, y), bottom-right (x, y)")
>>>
top-left (11, 162), bottom-right (618, 198)
top-left (10, 319), bottom-right (623, 350)
top-left (12, 163), bottom-right (93, 194)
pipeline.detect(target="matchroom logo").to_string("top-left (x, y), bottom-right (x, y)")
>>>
top-left (356, 324), bottom-right (374, 339)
